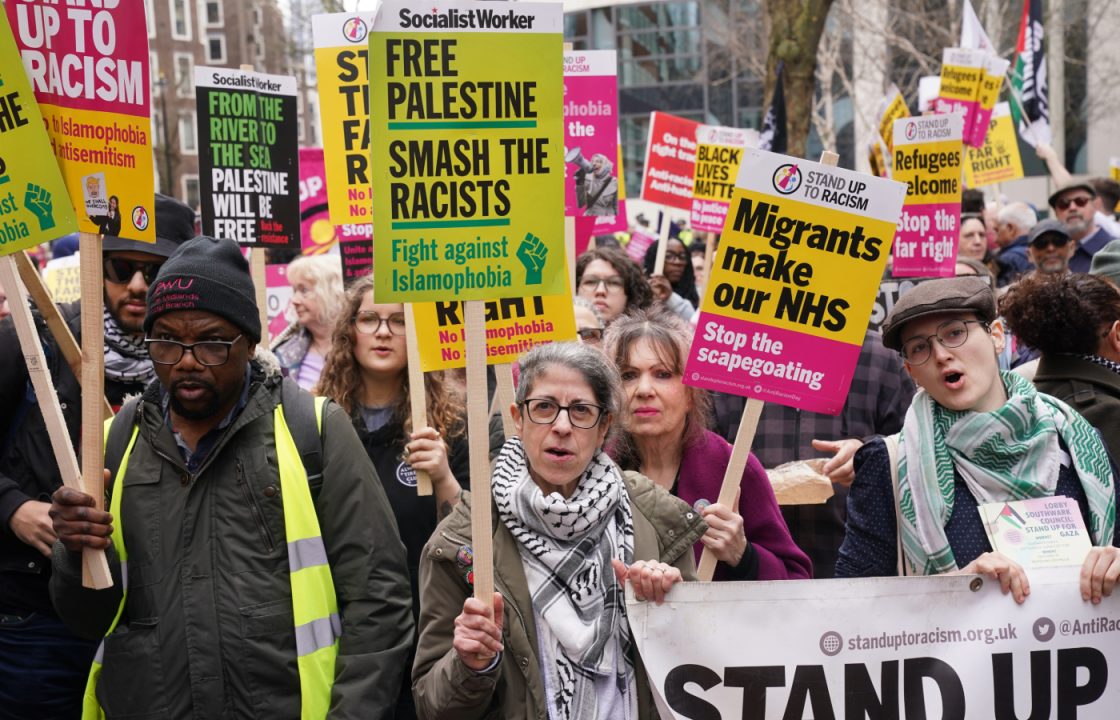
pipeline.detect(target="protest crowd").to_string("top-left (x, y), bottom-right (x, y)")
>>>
top-left (1, 0), bottom-right (1119, 719)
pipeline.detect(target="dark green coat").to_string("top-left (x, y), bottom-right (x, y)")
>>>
top-left (1033, 354), bottom-right (1120, 465)
top-left (51, 364), bottom-right (414, 719)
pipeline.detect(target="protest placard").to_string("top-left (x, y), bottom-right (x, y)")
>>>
top-left (563, 51), bottom-right (620, 227)
top-left (980, 497), bottom-right (1091, 569)
top-left (265, 263), bottom-right (293, 339)
top-left (7, 0), bottom-right (154, 242)
top-left (338, 222), bottom-right (373, 280)
top-left (641, 111), bottom-right (700, 211)
top-left (867, 275), bottom-right (937, 332)
top-left (969, 55), bottom-right (1009, 147)
top-left (0, 13), bottom-right (77, 255)
top-left (44, 252), bottom-right (81, 302)
top-left (313, 11), bottom-right (377, 226)
top-left (298, 147), bottom-right (339, 256)
top-left (412, 294), bottom-right (576, 371)
top-left (691, 125), bottom-right (757, 233)
top-left (1110, 158), bottom-right (1119, 183)
top-left (876, 84), bottom-right (909, 152)
top-left (196, 67), bottom-right (298, 248)
top-left (684, 149), bottom-right (906, 415)
top-left (891, 114), bottom-right (964, 277)
top-left (964, 102), bottom-right (1024, 188)
top-left (368, 1), bottom-right (565, 303)
top-left (628, 571), bottom-right (1118, 719)
top-left (933, 48), bottom-right (984, 147)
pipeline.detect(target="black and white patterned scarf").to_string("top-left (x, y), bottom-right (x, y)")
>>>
top-left (1080, 354), bottom-right (1120, 377)
top-left (491, 437), bottom-right (636, 720)
top-left (103, 307), bottom-right (154, 385)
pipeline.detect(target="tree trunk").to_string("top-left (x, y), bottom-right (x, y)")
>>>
top-left (763, 0), bottom-right (835, 159)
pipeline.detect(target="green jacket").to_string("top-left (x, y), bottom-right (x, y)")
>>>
top-left (412, 470), bottom-right (707, 720)
top-left (1034, 353), bottom-right (1120, 465)
top-left (50, 364), bottom-right (414, 719)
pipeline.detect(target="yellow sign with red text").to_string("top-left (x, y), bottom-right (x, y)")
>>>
top-left (964, 103), bottom-right (1024, 188)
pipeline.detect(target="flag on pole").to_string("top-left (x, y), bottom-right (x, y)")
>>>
top-left (1009, 0), bottom-right (1050, 147)
top-left (960, 0), bottom-right (994, 54)
top-left (758, 61), bottom-right (787, 153)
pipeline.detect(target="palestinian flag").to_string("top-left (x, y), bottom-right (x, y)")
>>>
top-left (1008, 0), bottom-right (1050, 147)
top-left (759, 61), bottom-right (787, 153)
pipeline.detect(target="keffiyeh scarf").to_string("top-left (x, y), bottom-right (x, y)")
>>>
top-left (896, 371), bottom-right (1115, 575)
top-left (491, 437), bottom-right (636, 720)
top-left (103, 307), bottom-right (154, 385)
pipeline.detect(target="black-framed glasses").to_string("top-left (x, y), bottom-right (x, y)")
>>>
top-left (354, 311), bottom-right (406, 335)
top-left (664, 251), bottom-right (688, 263)
top-left (1030, 234), bottom-right (1071, 250)
top-left (145, 335), bottom-right (243, 366)
top-left (104, 257), bottom-right (163, 284)
top-left (577, 327), bottom-right (603, 344)
top-left (579, 275), bottom-right (625, 293)
top-left (1054, 195), bottom-right (1091, 211)
top-left (900, 320), bottom-right (988, 366)
top-left (521, 398), bottom-right (604, 429)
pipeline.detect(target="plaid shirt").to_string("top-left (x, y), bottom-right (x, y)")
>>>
top-left (712, 329), bottom-right (915, 578)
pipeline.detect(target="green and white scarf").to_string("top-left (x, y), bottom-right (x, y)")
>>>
top-left (896, 371), bottom-right (1115, 575)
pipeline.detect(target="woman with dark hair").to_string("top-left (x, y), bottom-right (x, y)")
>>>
top-left (575, 246), bottom-right (653, 324)
top-left (315, 275), bottom-right (468, 719)
top-left (605, 308), bottom-right (812, 581)
top-left (90, 195), bottom-right (122, 236)
top-left (643, 237), bottom-right (700, 320)
top-left (1002, 272), bottom-right (1120, 462)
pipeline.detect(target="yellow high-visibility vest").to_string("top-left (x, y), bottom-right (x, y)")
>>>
top-left (83, 398), bottom-right (337, 719)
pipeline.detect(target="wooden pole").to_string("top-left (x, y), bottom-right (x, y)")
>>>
top-left (702, 230), bottom-right (716, 291)
top-left (493, 362), bottom-right (517, 440)
top-left (465, 300), bottom-right (495, 631)
top-left (695, 150), bottom-right (839, 581)
top-left (78, 232), bottom-right (114, 588)
top-left (403, 303), bottom-right (433, 496)
top-left (564, 216), bottom-right (576, 297)
top-left (251, 249), bottom-right (269, 346)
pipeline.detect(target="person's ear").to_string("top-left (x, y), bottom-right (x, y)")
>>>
top-left (1104, 320), bottom-right (1120, 356)
top-left (510, 402), bottom-right (523, 431)
top-left (988, 318), bottom-right (1006, 355)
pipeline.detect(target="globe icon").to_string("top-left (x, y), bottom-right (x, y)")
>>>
top-left (819, 631), bottom-right (843, 657)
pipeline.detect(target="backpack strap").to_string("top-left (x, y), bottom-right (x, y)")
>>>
top-left (279, 378), bottom-right (325, 502)
top-left (104, 397), bottom-right (142, 494)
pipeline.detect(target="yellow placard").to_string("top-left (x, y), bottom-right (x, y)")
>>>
top-left (938, 63), bottom-right (983, 101)
top-left (964, 103), bottom-right (1024, 188)
top-left (693, 143), bottom-right (742, 202)
top-left (44, 254), bottom-right (81, 302)
top-left (0, 12), bottom-right (78, 255)
top-left (1110, 158), bottom-right (1120, 183)
top-left (412, 293), bottom-right (576, 371)
top-left (313, 12), bottom-right (377, 227)
top-left (892, 138), bottom-right (964, 206)
top-left (877, 87), bottom-right (909, 151)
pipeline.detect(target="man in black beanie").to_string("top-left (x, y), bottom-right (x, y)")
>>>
top-left (0, 193), bottom-right (194, 720)
top-left (49, 235), bottom-right (413, 719)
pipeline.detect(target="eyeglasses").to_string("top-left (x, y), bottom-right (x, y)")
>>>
top-left (900, 320), bottom-right (988, 366)
top-left (354, 311), bottom-right (406, 335)
top-left (1030, 234), bottom-right (1071, 251)
top-left (577, 327), bottom-right (603, 343)
top-left (1054, 195), bottom-right (1092, 211)
top-left (579, 275), bottom-right (625, 293)
top-left (104, 257), bottom-right (163, 284)
top-left (145, 335), bottom-right (243, 366)
top-left (521, 398), bottom-right (604, 429)
top-left (664, 251), bottom-right (688, 263)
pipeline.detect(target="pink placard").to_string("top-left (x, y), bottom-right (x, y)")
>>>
top-left (338, 223), bottom-right (373, 281)
top-left (265, 264), bottom-right (292, 339)
top-left (298, 148), bottom-right (336, 255)
top-left (892, 202), bottom-right (959, 278)
top-left (564, 51), bottom-right (621, 226)
top-left (685, 313), bottom-right (862, 415)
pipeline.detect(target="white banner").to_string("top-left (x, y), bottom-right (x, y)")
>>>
top-left (628, 569), bottom-right (1119, 719)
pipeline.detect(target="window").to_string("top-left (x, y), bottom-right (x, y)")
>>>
top-left (169, 0), bottom-right (192, 40)
top-left (145, 0), bottom-right (156, 39)
top-left (149, 51), bottom-right (159, 84)
top-left (174, 52), bottom-right (194, 97)
top-left (179, 112), bottom-right (197, 155)
top-left (207, 33), bottom-right (227, 63)
top-left (181, 175), bottom-right (200, 210)
top-left (204, 0), bottom-right (223, 27)
top-left (253, 6), bottom-right (263, 26)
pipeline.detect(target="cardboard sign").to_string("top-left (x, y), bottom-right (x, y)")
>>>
top-left (933, 48), bottom-right (985, 147)
top-left (313, 11), bottom-right (377, 227)
top-left (684, 149), bottom-right (906, 415)
top-left (339, 222), bottom-right (373, 281)
top-left (628, 571), bottom-right (1120, 719)
top-left (640, 111), bottom-right (700, 210)
top-left (691, 125), bottom-right (757, 233)
top-left (0, 12), bottom-right (78, 255)
top-left (368, 0), bottom-right (565, 303)
top-left (867, 275), bottom-right (937, 332)
top-left (891, 114), bottom-right (964, 277)
top-left (298, 147), bottom-right (336, 255)
top-left (6, 0), bottom-right (154, 242)
top-left (412, 294), bottom-right (576, 371)
top-left (964, 103), bottom-right (1024, 188)
top-left (196, 67), bottom-right (299, 248)
top-left (265, 263), bottom-right (293, 339)
top-left (43, 252), bottom-right (81, 302)
top-left (876, 84), bottom-right (909, 152)
top-left (969, 56), bottom-right (1009, 147)
top-left (980, 497), bottom-right (1092, 569)
top-left (563, 51), bottom-right (620, 224)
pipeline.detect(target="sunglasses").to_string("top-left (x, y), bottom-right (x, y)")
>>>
top-left (1030, 234), bottom-right (1071, 251)
top-left (104, 257), bottom-right (164, 284)
top-left (1054, 195), bottom-right (1091, 211)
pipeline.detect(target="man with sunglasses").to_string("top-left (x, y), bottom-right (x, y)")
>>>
top-left (0, 193), bottom-right (193, 719)
top-left (1026, 218), bottom-right (1077, 276)
top-left (48, 235), bottom-right (412, 719)
top-left (1049, 182), bottom-right (1117, 274)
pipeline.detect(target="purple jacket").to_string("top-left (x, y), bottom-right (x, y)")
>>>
top-left (677, 430), bottom-right (812, 580)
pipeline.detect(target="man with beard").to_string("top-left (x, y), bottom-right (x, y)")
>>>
top-left (0, 194), bottom-right (193, 720)
top-left (1049, 182), bottom-right (1117, 273)
top-left (1027, 219), bottom-right (1077, 276)
top-left (49, 236), bottom-right (412, 719)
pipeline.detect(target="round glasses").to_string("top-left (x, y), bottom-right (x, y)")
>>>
top-left (145, 335), bottom-right (243, 366)
top-left (354, 311), bottom-right (406, 335)
top-left (900, 320), bottom-right (988, 366)
top-left (521, 398), bottom-right (604, 429)
top-left (579, 275), bottom-right (625, 293)
top-left (577, 327), bottom-right (604, 344)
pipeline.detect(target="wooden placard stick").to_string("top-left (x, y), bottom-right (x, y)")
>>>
top-left (651, 206), bottom-right (672, 276)
top-left (14, 251), bottom-right (114, 420)
top-left (403, 303), bottom-right (433, 496)
top-left (251, 249), bottom-right (269, 346)
top-left (0, 257), bottom-right (112, 588)
top-left (464, 300), bottom-right (495, 624)
top-left (695, 150), bottom-right (839, 581)
top-left (564, 216), bottom-right (576, 297)
top-left (493, 362), bottom-right (517, 440)
top-left (78, 232), bottom-right (114, 589)
top-left (702, 230), bottom-right (716, 284)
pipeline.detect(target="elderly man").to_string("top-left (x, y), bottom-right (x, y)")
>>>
top-left (994, 202), bottom-right (1037, 287)
top-left (1027, 219), bottom-right (1077, 276)
top-left (1049, 182), bottom-right (1117, 273)
top-left (49, 236), bottom-right (413, 719)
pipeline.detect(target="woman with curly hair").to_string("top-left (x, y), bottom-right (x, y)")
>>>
top-left (604, 308), bottom-right (812, 580)
top-left (315, 275), bottom-right (467, 719)
top-left (1002, 272), bottom-right (1120, 462)
top-left (575, 246), bottom-right (653, 324)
